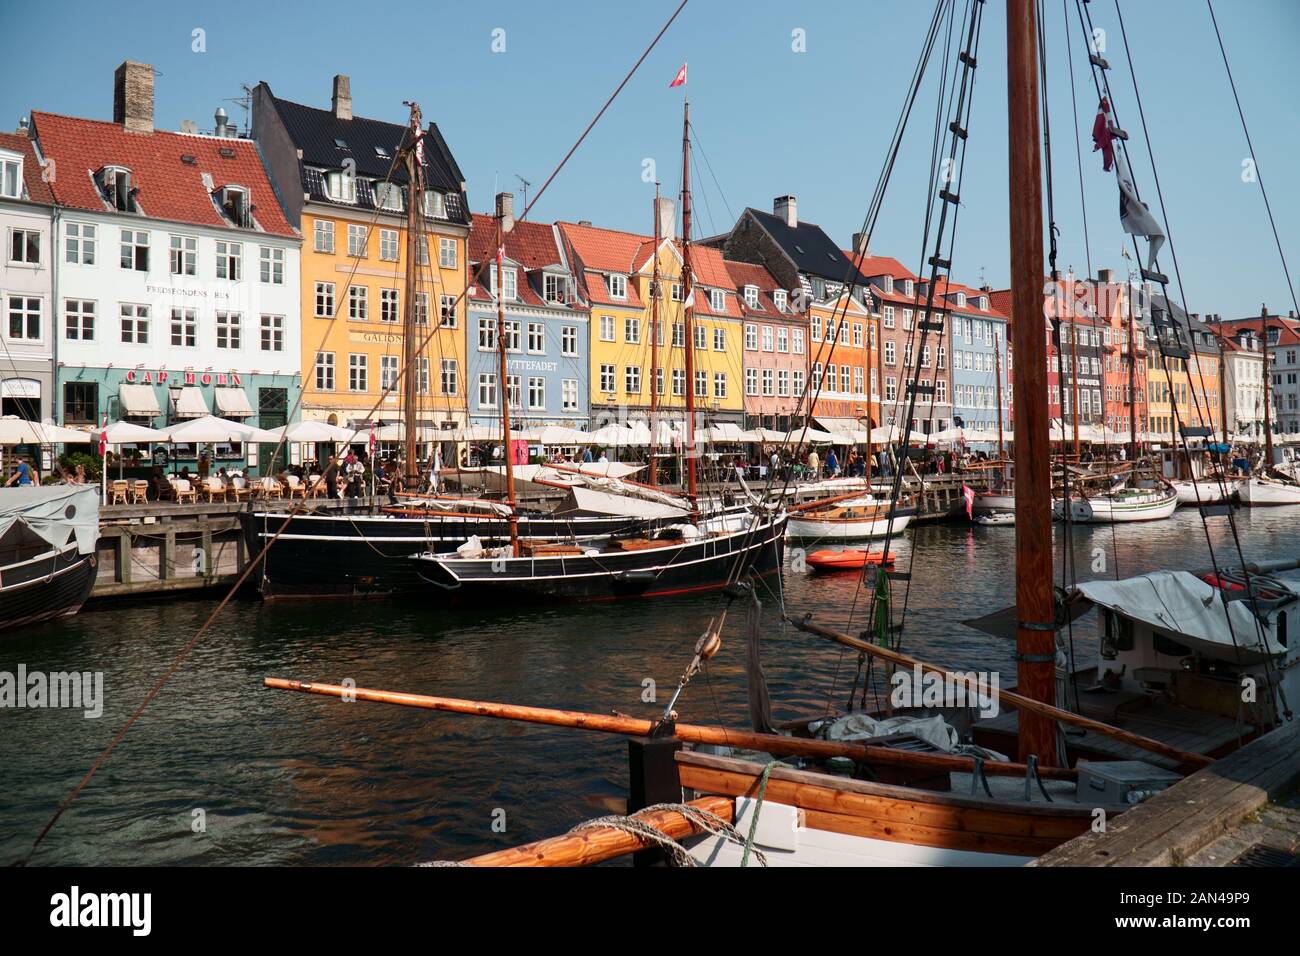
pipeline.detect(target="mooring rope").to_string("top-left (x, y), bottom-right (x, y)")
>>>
top-left (572, 802), bottom-right (766, 868)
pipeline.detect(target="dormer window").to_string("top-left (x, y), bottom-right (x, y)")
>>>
top-left (882, 276), bottom-right (894, 295)
top-left (489, 263), bottom-right (518, 301)
top-left (902, 278), bottom-right (913, 297)
top-left (327, 169), bottom-right (356, 203)
top-left (608, 274), bottom-right (627, 300)
top-left (373, 180), bottom-right (403, 212)
top-left (96, 166), bottom-right (134, 212)
top-left (709, 289), bottom-right (725, 312)
top-left (773, 290), bottom-right (788, 312)
top-left (744, 285), bottom-right (758, 309)
top-left (955, 292), bottom-right (967, 308)
top-left (218, 185), bottom-right (251, 228)
top-left (423, 190), bottom-right (445, 219)
top-left (978, 296), bottom-right (989, 311)
top-left (0, 152), bottom-right (22, 199)
top-left (543, 273), bottom-right (573, 304)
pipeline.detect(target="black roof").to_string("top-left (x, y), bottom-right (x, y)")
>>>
top-left (745, 207), bottom-right (869, 284)
top-left (264, 87), bottom-right (468, 222)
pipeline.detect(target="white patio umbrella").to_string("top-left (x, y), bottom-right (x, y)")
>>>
top-left (0, 416), bottom-right (95, 444)
top-left (158, 415), bottom-right (279, 444)
top-left (102, 421), bottom-right (168, 444)
top-left (264, 420), bottom-right (366, 444)
top-left (530, 424), bottom-right (591, 445)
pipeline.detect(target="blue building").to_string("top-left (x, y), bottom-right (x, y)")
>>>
top-left (466, 196), bottom-right (589, 431)
top-left (945, 284), bottom-right (1010, 449)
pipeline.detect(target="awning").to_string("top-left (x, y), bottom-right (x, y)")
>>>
top-left (175, 387), bottom-right (210, 419)
top-left (119, 384), bottom-right (161, 417)
top-left (213, 387), bottom-right (254, 418)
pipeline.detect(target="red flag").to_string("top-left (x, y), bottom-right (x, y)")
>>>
top-left (98, 415), bottom-right (107, 457)
top-left (962, 483), bottom-right (974, 520)
top-left (1092, 97), bottom-right (1114, 172)
top-left (368, 421), bottom-right (376, 458)
top-left (669, 63), bottom-right (687, 88)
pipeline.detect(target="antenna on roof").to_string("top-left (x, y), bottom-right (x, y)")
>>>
top-left (222, 84), bottom-right (253, 137)
top-left (515, 174), bottom-right (531, 219)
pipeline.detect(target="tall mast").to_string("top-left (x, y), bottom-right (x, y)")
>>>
top-left (401, 102), bottom-right (424, 490)
top-left (496, 208), bottom-right (519, 555)
top-left (649, 183), bottom-right (662, 488)
top-left (1261, 303), bottom-right (1273, 466)
top-left (680, 98), bottom-right (697, 502)
top-left (865, 299), bottom-right (875, 482)
top-left (1127, 281), bottom-right (1138, 463)
top-left (1007, 0), bottom-right (1057, 767)
top-left (1066, 274), bottom-right (1081, 459)
top-left (994, 332), bottom-right (1005, 461)
top-left (1218, 319), bottom-right (1228, 448)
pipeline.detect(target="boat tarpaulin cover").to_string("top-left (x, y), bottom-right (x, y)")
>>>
top-left (0, 486), bottom-right (100, 555)
top-left (1076, 571), bottom-right (1290, 663)
top-left (554, 486), bottom-right (688, 519)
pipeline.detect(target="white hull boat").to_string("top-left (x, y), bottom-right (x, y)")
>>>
top-left (1170, 478), bottom-right (1243, 505)
top-left (786, 496), bottom-right (914, 540)
top-left (1238, 476), bottom-right (1300, 506)
top-left (1052, 486), bottom-right (1178, 523)
top-left (972, 492), bottom-right (1015, 512)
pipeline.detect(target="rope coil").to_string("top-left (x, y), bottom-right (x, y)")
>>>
top-left (571, 801), bottom-right (766, 868)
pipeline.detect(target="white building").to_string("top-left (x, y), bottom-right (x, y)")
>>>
top-left (31, 61), bottom-right (302, 472)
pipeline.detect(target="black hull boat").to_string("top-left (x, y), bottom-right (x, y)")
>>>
top-left (410, 512), bottom-right (786, 603)
top-left (0, 487), bottom-right (100, 632)
top-left (240, 503), bottom-right (746, 599)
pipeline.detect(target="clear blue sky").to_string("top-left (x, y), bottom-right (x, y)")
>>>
top-left (3, 0), bottom-right (1296, 318)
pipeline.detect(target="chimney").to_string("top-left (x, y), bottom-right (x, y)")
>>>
top-left (1096, 267), bottom-right (1114, 284)
top-left (113, 61), bottom-right (154, 134)
top-left (850, 232), bottom-right (870, 256)
top-left (331, 74), bottom-right (352, 121)
top-left (578, 220), bottom-right (592, 227)
top-left (213, 108), bottom-right (229, 137)
top-left (495, 192), bottom-right (514, 232)
top-left (774, 195), bottom-right (797, 228)
top-left (655, 196), bottom-right (676, 242)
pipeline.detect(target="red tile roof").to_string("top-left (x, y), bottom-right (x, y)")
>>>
top-left (0, 132), bottom-right (54, 205)
top-left (31, 111), bottom-right (297, 238)
top-left (557, 220), bottom-right (649, 274)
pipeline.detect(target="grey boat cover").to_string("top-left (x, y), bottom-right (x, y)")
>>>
top-left (1076, 571), bottom-right (1291, 662)
top-left (0, 486), bottom-right (100, 556)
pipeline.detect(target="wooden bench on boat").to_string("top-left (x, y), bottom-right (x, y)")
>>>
top-left (518, 541), bottom-right (587, 558)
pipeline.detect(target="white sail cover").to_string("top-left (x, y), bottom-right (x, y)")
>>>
top-left (1076, 571), bottom-right (1291, 663)
top-left (555, 486), bottom-right (689, 519)
top-left (0, 486), bottom-right (100, 555)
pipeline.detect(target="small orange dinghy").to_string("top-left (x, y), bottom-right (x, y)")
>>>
top-left (805, 549), bottom-right (895, 572)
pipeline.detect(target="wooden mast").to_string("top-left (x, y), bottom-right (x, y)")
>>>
top-left (680, 98), bottom-right (698, 502)
top-left (648, 183), bottom-right (662, 487)
top-left (400, 103), bottom-right (424, 490)
top-left (1127, 280), bottom-right (1138, 464)
top-left (866, 297), bottom-right (875, 481)
top-left (495, 204), bottom-right (519, 555)
top-left (1218, 317), bottom-right (1229, 448)
top-left (994, 331), bottom-right (1005, 461)
top-left (1261, 303), bottom-right (1273, 467)
top-left (1007, 0), bottom-right (1057, 767)
top-left (1067, 273), bottom-right (1082, 459)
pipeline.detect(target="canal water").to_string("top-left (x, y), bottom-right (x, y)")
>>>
top-left (3, 508), bottom-right (1298, 866)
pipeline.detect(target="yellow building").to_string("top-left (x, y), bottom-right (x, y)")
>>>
top-left (253, 78), bottom-right (471, 447)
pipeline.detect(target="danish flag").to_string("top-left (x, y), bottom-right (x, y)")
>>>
top-left (669, 63), bottom-right (687, 88)
top-left (98, 415), bottom-right (107, 457)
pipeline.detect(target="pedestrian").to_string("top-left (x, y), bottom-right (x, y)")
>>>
top-left (808, 448), bottom-right (820, 478)
top-left (582, 446), bottom-right (593, 463)
top-left (322, 455), bottom-right (340, 500)
top-left (826, 448), bottom-right (840, 477)
top-left (198, 450), bottom-right (211, 481)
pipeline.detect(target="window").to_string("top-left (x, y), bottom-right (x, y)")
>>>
top-left (478, 317), bottom-right (496, 350)
top-left (120, 303), bottom-right (149, 343)
top-left (440, 295), bottom-right (457, 328)
top-left (216, 240), bottom-right (241, 279)
top-left (937, 346), bottom-right (946, 369)
top-left (380, 288), bottom-right (399, 323)
top-left (902, 309), bottom-right (913, 331)
top-left (260, 246), bottom-right (285, 283)
top-left (528, 322), bottom-right (545, 353)
top-left (260, 314), bottom-right (284, 352)
top-left (506, 375), bottom-right (521, 408)
top-left (314, 219), bottom-right (334, 253)
top-left (63, 382), bottom-right (97, 424)
top-left (625, 366), bottom-right (641, 394)
top-left (64, 299), bottom-right (94, 340)
top-left (745, 368), bottom-right (758, 395)
top-left (762, 369), bottom-right (774, 396)
top-left (776, 328), bottom-right (789, 353)
top-left (65, 222), bottom-right (96, 265)
top-left (883, 306), bottom-right (895, 328)
top-left (695, 370), bottom-right (707, 398)
top-left (694, 324), bottom-right (707, 350)
top-left (381, 356), bottom-right (398, 391)
top-left (884, 341), bottom-right (896, 366)
top-left (439, 238), bottom-right (457, 269)
top-left (315, 352), bottom-right (335, 390)
top-left (347, 225), bottom-right (367, 258)
top-left (7, 296), bottom-right (39, 340)
top-left (936, 379), bottom-right (947, 404)
top-left (853, 323), bottom-right (863, 348)
top-left (655, 368), bottom-right (665, 395)
top-left (120, 229), bottom-right (148, 271)
top-left (744, 286), bottom-right (758, 308)
top-left (327, 171), bottom-right (356, 203)
top-left (840, 366), bottom-right (850, 393)
top-left (672, 368), bottom-right (685, 396)
top-left (672, 323), bottom-right (684, 348)
top-left (714, 372), bottom-right (727, 398)
top-left (424, 190), bottom-right (445, 219)
top-left (745, 324), bottom-right (758, 350)
top-left (349, 354), bottom-right (368, 392)
top-left (624, 317), bottom-right (640, 344)
top-left (375, 228), bottom-right (398, 262)
top-left (670, 283), bottom-right (682, 302)
top-left (349, 286), bottom-right (368, 321)
top-left (709, 289), bottom-right (725, 312)
top-left (0, 154), bottom-right (20, 198)
top-left (608, 274), bottom-right (627, 300)
top-left (414, 292), bottom-right (429, 326)
top-left (315, 282), bottom-right (335, 318)
top-left (216, 312), bottom-right (241, 349)
top-left (778, 369), bottom-right (790, 397)
top-left (714, 327), bottom-right (726, 352)
top-left (544, 273), bottom-right (571, 304)
top-left (761, 326), bottom-right (773, 352)
top-left (773, 290), bottom-right (788, 312)
top-left (561, 326), bottom-right (577, 356)
top-left (854, 367), bottom-right (864, 395)
top-left (441, 359), bottom-right (459, 396)
top-left (417, 236), bottom-right (429, 266)
top-left (170, 235), bottom-right (197, 275)
top-left (885, 376), bottom-right (897, 401)
top-left (792, 329), bottom-right (805, 355)
top-left (600, 315), bottom-right (615, 342)
top-left (170, 307), bottom-right (196, 347)
top-left (600, 364), bottom-right (616, 393)
top-left (562, 379), bottom-right (578, 411)
top-left (503, 320), bottom-right (520, 352)
top-left (373, 181), bottom-right (403, 212)
top-left (97, 166), bottom-right (134, 211)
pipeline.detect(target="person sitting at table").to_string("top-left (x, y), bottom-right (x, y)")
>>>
top-left (150, 466), bottom-right (176, 502)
